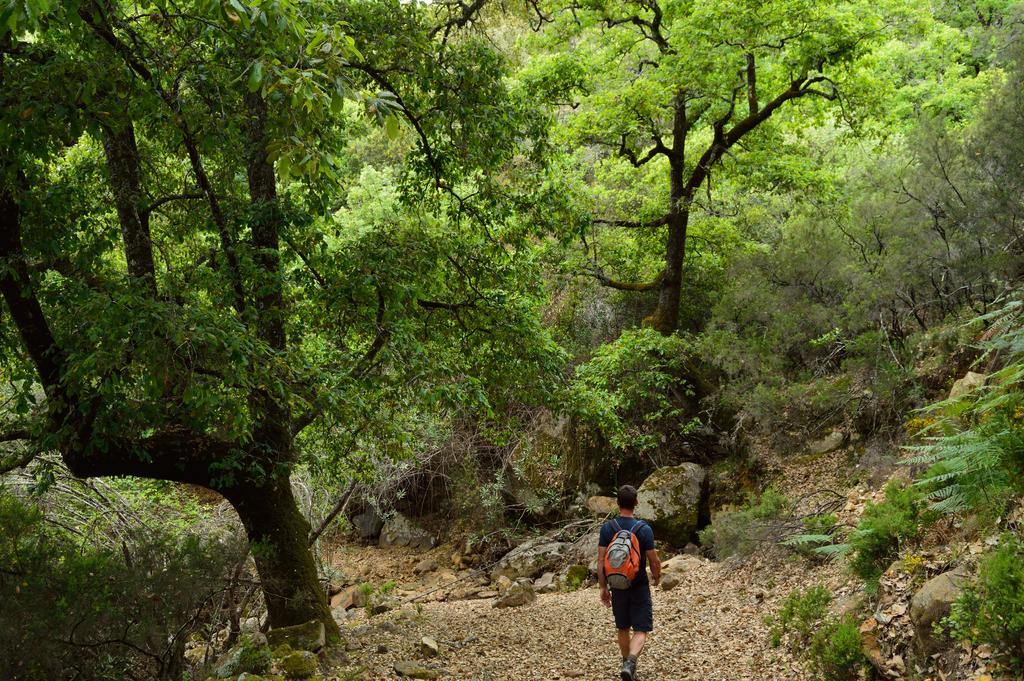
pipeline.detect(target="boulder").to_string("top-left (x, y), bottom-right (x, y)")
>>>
top-left (414, 558), bottom-right (439, 575)
top-left (184, 644), bottom-right (213, 666)
top-left (567, 527), bottom-right (602, 565)
top-left (212, 633), bottom-right (271, 678)
top-left (493, 582), bottom-right (536, 608)
top-left (808, 430), bottom-right (846, 455)
top-left (586, 495), bottom-right (619, 516)
top-left (278, 650), bottom-right (318, 678)
top-left (417, 636), bottom-right (440, 658)
top-left (266, 621), bottom-right (325, 653)
top-left (393, 661), bottom-right (440, 679)
top-left (634, 463), bottom-right (708, 546)
top-left (490, 538), bottom-right (569, 581)
top-left (534, 572), bottom-right (557, 593)
top-left (379, 513), bottom-right (435, 550)
top-left (949, 371), bottom-right (987, 400)
top-left (660, 573), bottom-right (682, 591)
top-left (910, 570), bottom-right (968, 653)
top-left (662, 554), bottom-right (700, 575)
top-left (495, 575), bottom-right (513, 594)
top-left (683, 543), bottom-right (700, 557)
top-left (351, 508), bottom-right (384, 540)
top-left (330, 585), bottom-right (368, 611)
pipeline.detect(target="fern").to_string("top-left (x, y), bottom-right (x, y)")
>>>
top-left (908, 296), bottom-right (1024, 517)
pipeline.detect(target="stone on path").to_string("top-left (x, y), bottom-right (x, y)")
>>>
top-left (660, 573), bottom-right (682, 591)
top-left (394, 660), bottom-right (441, 679)
top-left (494, 582), bottom-right (536, 608)
top-left (418, 636), bottom-right (441, 658)
top-left (414, 558), bottom-right (439, 575)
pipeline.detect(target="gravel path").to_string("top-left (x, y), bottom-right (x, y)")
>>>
top-left (333, 549), bottom-right (852, 680)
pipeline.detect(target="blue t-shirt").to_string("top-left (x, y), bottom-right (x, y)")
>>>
top-left (599, 516), bottom-right (656, 588)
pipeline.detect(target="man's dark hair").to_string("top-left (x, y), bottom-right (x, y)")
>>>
top-left (617, 485), bottom-right (638, 510)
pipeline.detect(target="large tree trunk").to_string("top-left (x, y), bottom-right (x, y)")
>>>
top-left (648, 151), bottom-right (690, 335)
top-left (100, 115), bottom-right (157, 294)
top-left (225, 478), bottom-right (337, 636)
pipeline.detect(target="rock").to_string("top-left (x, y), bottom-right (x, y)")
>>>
top-left (861, 631), bottom-right (886, 672)
top-left (634, 463), bottom-right (708, 546)
top-left (534, 572), bottom-right (557, 593)
top-left (808, 430), bottom-right (846, 455)
top-left (379, 513), bottom-right (435, 550)
top-left (493, 582), bottom-right (536, 608)
top-left (495, 575), bottom-right (513, 594)
top-left (949, 371), bottom-right (987, 400)
top-left (414, 558), bottom-right (439, 575)
top-left (266, 621), bottom-right (325, 653)
top-left (417, 636), bottom-right (440, 658)
top-left (330, 585), bottom-right (367, 611)
top-left (660, 573), bottom-right (682, 591)
top-left (241, 617), bottom-right (261, 634)
top-left (184, 644), bottom-right (213, 666)
top-left (662, 554), bottom-right (699, 575)
top-left (586, 495), bottom-right (619, 516)
top-left (683, 543), bottom-right (700, 556)
top-left (567, 527), bottom-right (602, 565)
top-left (278, 650), bottom-right (318, 678)
top-left (351, 508), bottom-right (384, 540)
top-left (393, 661), bottom-right (440, 679)
top-left (371, 596), bottom-right (399, 616)
top-left (490, 537), bottom-right (569, 581)
top-left (212, 633), bottom-right (271, 677)
top-left (910, 570), bottom-right (968, 653)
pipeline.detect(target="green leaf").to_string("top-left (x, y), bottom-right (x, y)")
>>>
top-left (384, 115), bottom-right (400, 140)
top-left (247, 61), bottom-right (264, 92)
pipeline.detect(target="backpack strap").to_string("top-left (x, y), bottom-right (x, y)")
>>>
top-left (610, 518), bottom-right (621, 533)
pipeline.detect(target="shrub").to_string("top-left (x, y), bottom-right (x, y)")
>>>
top-left (769, 585), bottom-right (832, 649)
top-left (699, 489), bottom-right (791, 559)
top-left (769, 586), bottom-right (865, 680)
top-left (946, 537), bottom-right (1024, 673)
top-left (847, 482), bottom-right (927, 585)
top-left (0, 491), bottom-right (245, 681)
top-left (570, 328), bottom-right (698, 459)
top-left (807, 615), bottom-right (866, 681)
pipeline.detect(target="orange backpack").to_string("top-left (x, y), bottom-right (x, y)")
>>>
top-left (604, 519), bottom-right (644, 590)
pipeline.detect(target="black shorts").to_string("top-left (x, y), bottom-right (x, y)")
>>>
top-left (611, 584), bottom-right (653, 632)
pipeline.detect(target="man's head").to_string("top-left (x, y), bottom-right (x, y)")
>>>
top-left (617, 484), bottom-right (638, 511)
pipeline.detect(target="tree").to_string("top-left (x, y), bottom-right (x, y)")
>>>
top-left (529, 0), bottom-right (889, 333)
top-left (1, 0), bottom-right (556, 637)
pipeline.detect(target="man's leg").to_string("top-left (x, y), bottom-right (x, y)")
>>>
top-left (617, 629), bottom-right (631, 659)
top-left (629, 631), bottom-right (647, 658)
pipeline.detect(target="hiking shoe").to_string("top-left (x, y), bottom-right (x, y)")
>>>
top-left (619, 658), bottom-right (636, 681)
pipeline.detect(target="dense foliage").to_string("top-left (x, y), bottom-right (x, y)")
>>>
top-left (3, 0), bottom-right (1024, 677)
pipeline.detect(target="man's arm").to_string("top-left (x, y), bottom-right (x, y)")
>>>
top-left (646, 549), bottom-right (661, 587)
top-left (597, 545), bottom-right (611, 606)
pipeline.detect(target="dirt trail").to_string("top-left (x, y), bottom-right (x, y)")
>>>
top-left (327, 450), bottom-right (862, 680)
top-left (328, 546), bottom-right (854, 680)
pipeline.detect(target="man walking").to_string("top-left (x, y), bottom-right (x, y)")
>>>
top-left (598, 485), bottom-right (661, 681)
